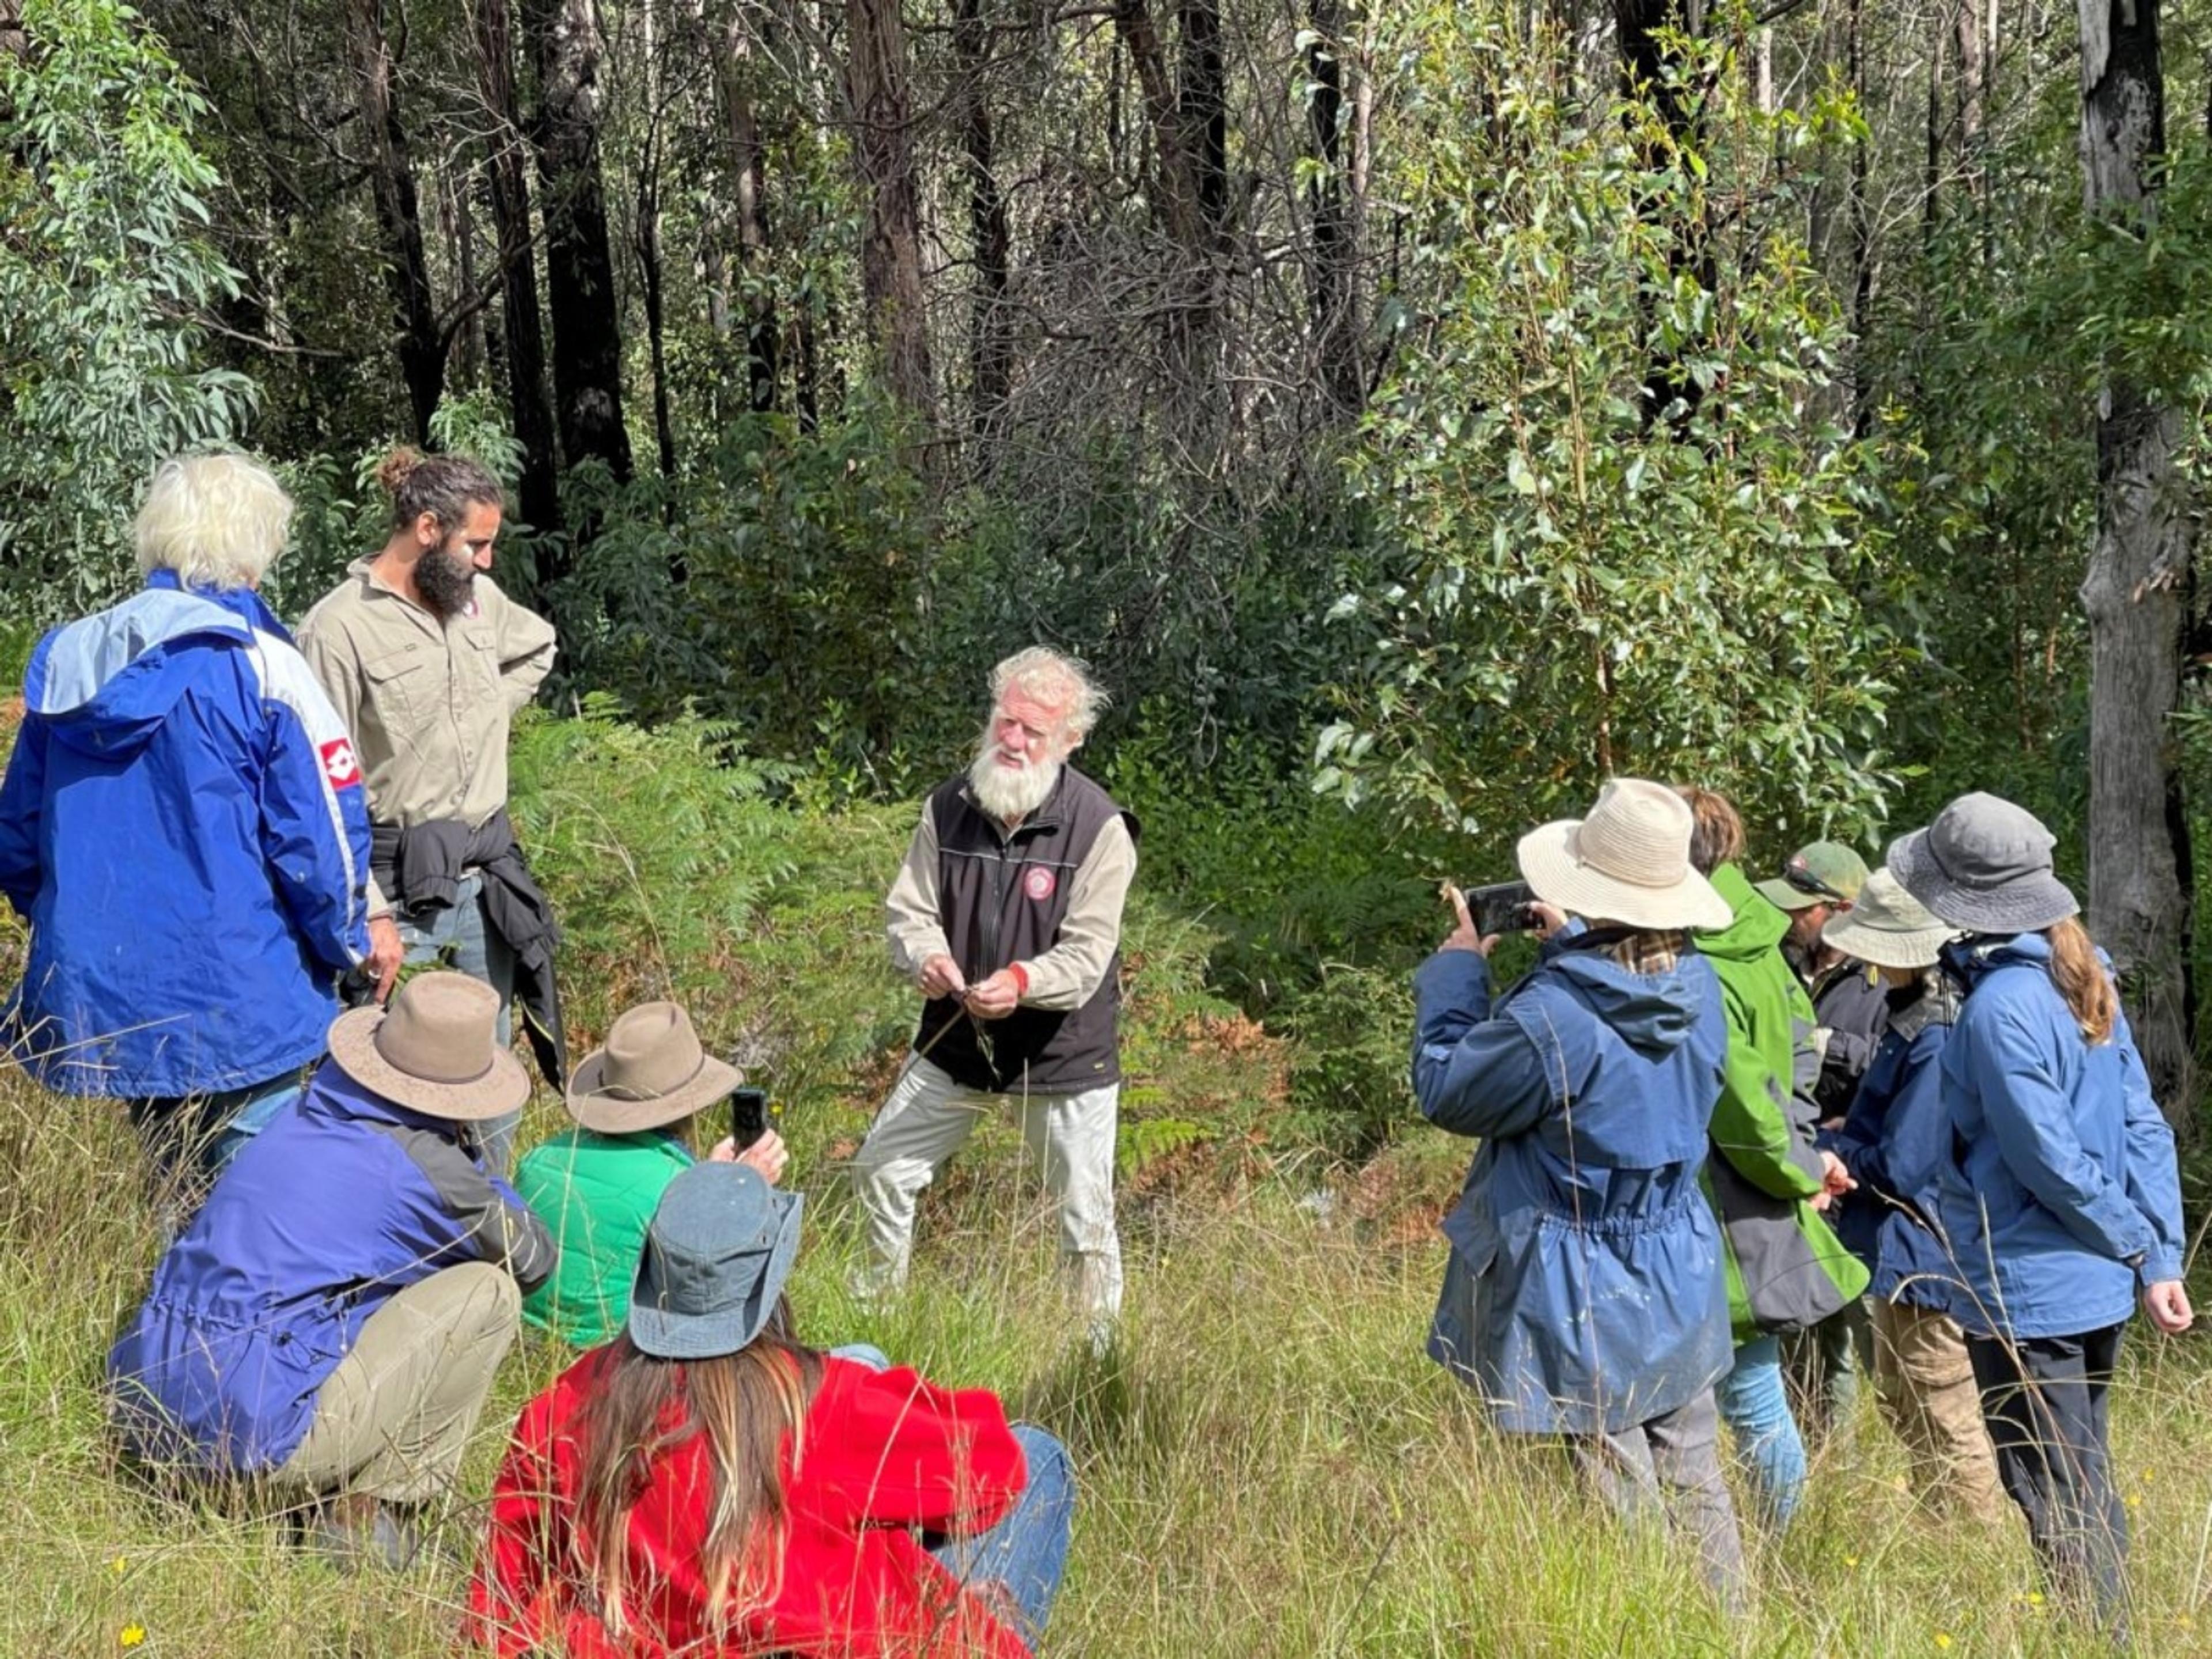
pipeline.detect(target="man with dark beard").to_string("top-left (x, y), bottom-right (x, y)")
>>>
top-left (298, 448), bottom-right (560, 1172)
top-left (852, 647), bottom-right (1138, 1342)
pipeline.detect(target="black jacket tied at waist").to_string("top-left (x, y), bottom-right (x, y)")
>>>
top-left (370, 808), bottom-right (567, 1089)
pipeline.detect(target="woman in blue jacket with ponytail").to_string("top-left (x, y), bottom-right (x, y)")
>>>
top-left (1891, 794), bottom-right (2190, 1636)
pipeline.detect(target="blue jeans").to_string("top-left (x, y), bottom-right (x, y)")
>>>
top-left (931, 1424), bottom-right (1075, 1641)
top-left (128, 1070), bottom-right (305, 1229)
top-left (395, 873), bottom-right (520, 1172)
top-left (833, 1347), bottom-right (1074, 1641)
top-left (1715, 1334), bottom-right (1806, 1529)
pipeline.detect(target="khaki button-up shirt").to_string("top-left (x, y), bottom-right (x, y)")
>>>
top-left (298, 558), bottom-right (556, 908)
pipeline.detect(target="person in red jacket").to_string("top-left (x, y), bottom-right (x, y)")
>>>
top-left (467, 1161), bottom-right (1074, 1658)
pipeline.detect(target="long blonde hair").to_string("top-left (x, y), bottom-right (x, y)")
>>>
top-left (572, 1301), bottom-right (823, 1637)
top-left (2044, 916), bottom-right (2117, 1046)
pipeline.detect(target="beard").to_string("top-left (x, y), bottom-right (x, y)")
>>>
top-left (415, 539), bottom-right (478, 619)
top-left (968, 734), bottom-right (1061, 823)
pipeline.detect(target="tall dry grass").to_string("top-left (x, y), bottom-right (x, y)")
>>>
top-left (4, 1068), bottom-right (2208, 1657)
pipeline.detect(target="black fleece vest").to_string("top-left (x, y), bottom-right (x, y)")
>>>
top-left (913, 764), bottom-right (1137, 1094)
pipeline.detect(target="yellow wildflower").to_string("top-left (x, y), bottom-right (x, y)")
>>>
top-left (1934, 1635), bottom-right (1953, 1652)
top-left (119, 1628), bottom-right (146, 1650)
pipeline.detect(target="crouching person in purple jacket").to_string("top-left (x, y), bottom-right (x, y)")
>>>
top-left (107, 973), bottom-right (555, 1568)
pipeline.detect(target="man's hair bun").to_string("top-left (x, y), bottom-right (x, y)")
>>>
top-left (376, 446), bottom-right (426, 499)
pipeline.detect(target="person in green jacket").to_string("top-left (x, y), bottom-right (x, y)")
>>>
top-left (1677, 789), bottom-right (1870, 1531)
top-left (516, 1001), bottom-right (788, 1347)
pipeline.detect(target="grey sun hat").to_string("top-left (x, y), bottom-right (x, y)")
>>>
top-left (1887, 793), bottom-right (2079, 935)
top-left (1516, 777), bottom-right (1733, 932)
top-left (566, 1001), bottom-right (742, 1135)
top-left (1820, 869), bottom-right (1957, 971)
top-left (326, 971), bottom-right (530, 1122)
top-left (629, 1162), bottom-right (804, 1360)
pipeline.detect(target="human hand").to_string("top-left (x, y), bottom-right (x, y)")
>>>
top-left (709, 1130), bottom-right (789, 1184)
top-left (1818, 1150), bottom-right (1856, 1198)
top-left (1440, 885), bottom-right (1497, 958)
top-left (963, 969), bottom-right (1022, 1020)
top-left (2143, 1280), bottom-right (2194, 1335)
top-left (366, 915), bottom-right (405, 1002)
top-left (1527, 900), bottom-right (1569, 941)
top-left (919, 953), bottom-right (966, 999)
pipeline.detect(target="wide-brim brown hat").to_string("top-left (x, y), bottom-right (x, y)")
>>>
top-left (1516, 777), bottom-right (1733, 933)
top-left (565, 1001), bottom-right (741, 1135)
top-left (327, 971), bottom-right (530, 1122)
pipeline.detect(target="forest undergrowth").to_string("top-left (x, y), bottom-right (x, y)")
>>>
top-left (2, 710), bottom-right (2210, 1657)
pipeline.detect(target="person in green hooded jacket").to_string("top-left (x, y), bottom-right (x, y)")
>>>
top-left (516, 1001), bottom-right (787, 1346)
top-left (1676, 788), bottom-right (1870, 1531)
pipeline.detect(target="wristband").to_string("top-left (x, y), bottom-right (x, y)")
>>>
top-left (1008, 963), bottom-right (1029, 996)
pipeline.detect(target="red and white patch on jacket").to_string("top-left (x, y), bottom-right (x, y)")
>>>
top-left (319, 737), bottom-right (363, 789)
top-left (1022, 866), bottom-right (1057, 902)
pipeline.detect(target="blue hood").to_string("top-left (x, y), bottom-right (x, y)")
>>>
top-left (26, 583), bottom-right (263, 762)
top-left (1544, 940), bottom-right (1703, 1057)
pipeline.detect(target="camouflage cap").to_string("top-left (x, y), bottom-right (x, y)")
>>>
top-left (1754, 840), bottom-right (1870, 911)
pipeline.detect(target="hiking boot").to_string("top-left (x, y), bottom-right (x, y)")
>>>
top-left (300, 1493), bottom-right (437, 1573)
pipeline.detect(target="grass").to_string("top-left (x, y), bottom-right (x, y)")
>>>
top-left (4, 706), bottom-right (2210, 1656)
top-left (6, 1054), bottom-right (2211, 1657)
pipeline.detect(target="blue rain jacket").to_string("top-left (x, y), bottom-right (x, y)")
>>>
top-left (1413, 934), bottom-right (1733, 1435)
top-left (107, 1065), bottom-right (556, 1474)
top-left (0, 576), bottom-right (371, 1097)
top-left (1828, 983), bottom-right (1966, 1313)
top-left (1934, 934), bottom-right (2186, 1340)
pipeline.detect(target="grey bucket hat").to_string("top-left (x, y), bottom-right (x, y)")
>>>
top-left (629, 1162), bottom-right (803, 1360)
top-left (1887, 793), bottom-right (2079, 935)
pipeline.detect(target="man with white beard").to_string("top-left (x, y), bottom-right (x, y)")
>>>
top-left (853, 647), bottom-right (1138, 1340)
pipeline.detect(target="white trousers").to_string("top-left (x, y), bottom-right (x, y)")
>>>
top-left (852, 1055), bottom-right (1124, 1321)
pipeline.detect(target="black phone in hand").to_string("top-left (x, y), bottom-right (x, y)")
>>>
top-left (730, 1086), bottom-right (779, 1150)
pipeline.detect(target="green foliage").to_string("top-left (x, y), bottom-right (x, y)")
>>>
top-left (1283, 962), bottom-right (1417, 1159)
top-left (506, 696), bottom-right (803, 1013)
top-left (1102, 710), bottom-right (1445, 1009)
top-left (1328, 4), bottom-right (1896, 851)
top-left (0, 0), bottom-right (255, 619)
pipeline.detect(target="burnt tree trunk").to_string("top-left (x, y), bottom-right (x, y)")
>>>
top-left (1613, 0), bottom-right (1713, 431)
top-left (1304, 0), bottom-right (1362, 419)
top-left (522, 0), bottom-right (635, 509)
top-left (635, 0), bottom-right (677, 486)
top-left (346, 0), bottom-right (446, 438)
top-left (952, 0), bottom-right (1013, 435)
top-left (476, 0), bottom-right (562, 543)
top-left (2078, 0), bottom-right (2195, 1124)
top-left (706, 0), bottom-right (779, 412)
top-left (844, 0), bottom-right (934, 415)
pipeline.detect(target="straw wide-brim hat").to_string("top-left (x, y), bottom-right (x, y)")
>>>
top-left (1821, 868), bottom-right (1957, 971)
top-left (630, 1162), bottom-right (804, 1360)
top-left (565, 1001), bottom-right (741, 1135)
top-left (327, 971), bottom-right (530, 1122)
top-left (1516, 778), bottom-right (1733, 933)
top-left (1888, 792), bottom-right (2078, 935)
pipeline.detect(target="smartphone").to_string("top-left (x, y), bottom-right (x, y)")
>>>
top-left (730, 1086), bottom-right (779, 1151)
top-left (1463, 879), bottom-right (1539, 937)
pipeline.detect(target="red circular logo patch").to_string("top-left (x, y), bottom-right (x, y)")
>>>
top-left (1023, 866), bottom-right (1058, 902)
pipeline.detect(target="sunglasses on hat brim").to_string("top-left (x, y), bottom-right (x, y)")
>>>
top-left (1781, 862), bottom-right (1847, 903)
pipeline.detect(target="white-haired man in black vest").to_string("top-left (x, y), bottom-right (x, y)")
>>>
top-left (853, 647), bottom-right (1138, 1337)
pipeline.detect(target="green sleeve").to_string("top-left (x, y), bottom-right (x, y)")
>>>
top-left (1709, 978), bottom-right (1825, 1201)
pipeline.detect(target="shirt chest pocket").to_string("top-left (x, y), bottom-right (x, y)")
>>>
top-left (459, 623), bottom-right (502, 706)
top-left (362, 646), bottom-right (434, 733)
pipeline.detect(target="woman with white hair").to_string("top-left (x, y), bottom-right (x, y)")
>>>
top-left (0, 453), bottom-right (373, 1217)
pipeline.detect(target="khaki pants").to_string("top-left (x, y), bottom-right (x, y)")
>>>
top-left (1872, 1297), bottom-right (2004, 1524)
top-left (853, 1056), bottom-right (1123, 1324)
top-left (278, 1262), bottom-right (521, 1504)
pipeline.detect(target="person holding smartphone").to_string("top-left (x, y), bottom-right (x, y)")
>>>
top-left (514, 1001), bottom-right (787, 1347)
